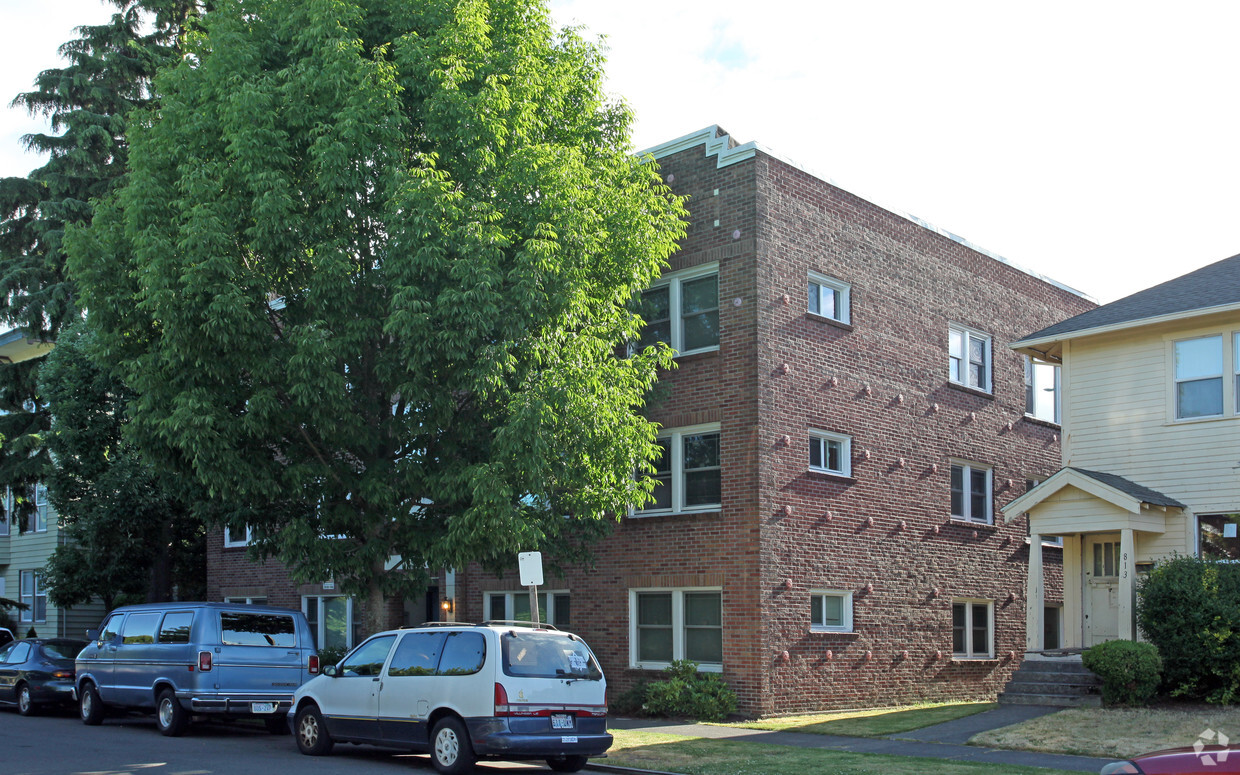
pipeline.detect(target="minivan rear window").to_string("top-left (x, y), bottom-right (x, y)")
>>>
top-left (437, 631), bottom-right (486, 675)
top-left (159, 612), bottom-right (194, 644)
top-left (501, 631), bottom-right (602, 680)
top-left (220, 612), bottom-right (296, 647)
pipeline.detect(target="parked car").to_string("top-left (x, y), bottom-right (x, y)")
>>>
top-left (0, 638), bottom-right (86, 715)
top-left (0, 627), bottom-right (14, 648)
top-left (1101, 747), bottom-right (1240, 774)
top-left (290, 621), bottom-right (612, 774)
top-left (76, 602), bottom-right (319, 736)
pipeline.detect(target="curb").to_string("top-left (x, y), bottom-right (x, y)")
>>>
top-left (589, 764), bottom-right (676, 775)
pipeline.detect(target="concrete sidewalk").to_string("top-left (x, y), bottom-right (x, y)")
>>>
top-left (606, 711), bottom-right (1116, 773)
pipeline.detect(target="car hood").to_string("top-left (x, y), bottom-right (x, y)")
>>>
top-left (1132, 745), bottom-right (1240, 774)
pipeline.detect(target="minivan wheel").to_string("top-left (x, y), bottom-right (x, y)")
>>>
top-left (295, 704), bottom-right (334, 755)
top-left (16, 683), bottom-right (37, 716)
top-left (156, 689), bottom-right (188, 737)
top-left (546, 755), bottom-right (589, 773)
top-left (430, 717), bottom-right (476, 775)
top-left (79, 682), bottom-right (105, 725)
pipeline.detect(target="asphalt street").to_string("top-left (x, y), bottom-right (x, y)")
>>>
top-left (0, 707), bottom-right (609, 775)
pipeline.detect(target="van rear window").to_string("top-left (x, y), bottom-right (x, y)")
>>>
top-left (220, 612), bottom-right (296, 647)
top-left (501, 631), bottom-right (602, 680)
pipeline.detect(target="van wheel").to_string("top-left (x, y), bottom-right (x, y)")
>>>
top-left (295, 704), bottom-right (334, 755)
top-left (546, 755), bottom-right (588, 773)
top-left (264, 714), bottom-right (289, 735)
top-left (156, 689), bottom-right (188, 736)
top-left (430, 717), bottom-right (476, 775)
top-left (79, 682), bottom-right (105, 725)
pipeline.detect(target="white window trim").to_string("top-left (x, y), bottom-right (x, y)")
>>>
top-left (19, 570), bottom-right (46, 624)
top-left (1024, 356), bottom-right (1061, 425)
top-left (484, 590), bottom-right (570, 625)
top-left (808, 429), bottom-right (852, 477)
top-left (952, 599), bottom-right (994, 659)
top-left (948, 324), bottom-right (992, 393)
top-left (223, 525), bottom-right (254, 548)
top-left (642, 263), bottom-right (720, 357)
top-left (303, 595), bottom-right (356, 651)
top-left (809, 589), bottom-right (854, 633)
top-left (628, 587), bottom-right (723, 672)
top-left (1172, 334), bottom-right (1226, 420)
top-left (807, 271), bottom-right (851, 324)
top-left (635, 423), bottom-right (721, 516)
top-left (33, 483), bottom-right (49, 532)
top-left (950, 460), bottom-right (993, 525)
top-left (223, 596), bottom-right (268, 605)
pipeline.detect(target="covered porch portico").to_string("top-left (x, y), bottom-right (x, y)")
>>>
top-left (1003, 467), bottom-right (1186, 652)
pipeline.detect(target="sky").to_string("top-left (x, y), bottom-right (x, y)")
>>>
top-left (4, 1), bottom-right (1239, 305)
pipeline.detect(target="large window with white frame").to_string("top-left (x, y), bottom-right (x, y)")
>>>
top-left (949, 325), bottom-right (991, 392)
top-left (1234, 332), bottom-right (1239, 413)
top-left (807, 272), bottom-right (850, 324)
top-left (809, 590), bottom-right (853, 633)
top-left (485, 590), bottom-right (570, 627)
top-left (638, 425), bottom-right (721, 515)
top-left (950, 461), bottom-right (992, 524)
top-left (1024, 356), bottom-right (1060, 424)
top-left (630, 588), bottom-right (722, 670)
top-left (1174, 334), bottom-right (1224, 419)
top-left (223, 525), bottom-right (253, 547)
top-left (19, 570), bottom-right (46, 623)
top-left (303, 595), bottom-right (356, 652)
top-left (808, 430), bottom-right (851, 477)
top-left (637, 265), bottom-right (719, 355)
top-left (952, 600), bottom-right (992, 658)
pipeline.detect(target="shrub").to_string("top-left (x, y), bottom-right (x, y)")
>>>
top-left (317, 645), bottom-right (349, 668)
top-left (24, 627), bottom-right (37, 639)
top-left (610, 680), bottom-right (651, 716)
top-left (642, 660), bottom-right (737, 721)
top-left (1137, 555), bottom-right (1240, 703)
top-left (1081, 640), bottom-right (1162, 706)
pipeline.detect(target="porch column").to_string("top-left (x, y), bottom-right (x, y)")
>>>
top-left (1026, 534), bottom-right (1044, 651)
top-left (1062, 536), bottom-right (1083, 648)
top-left (1119, 528), bottom-right (1135, 640)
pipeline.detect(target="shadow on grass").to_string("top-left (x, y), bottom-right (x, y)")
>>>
top-left (735, 702), bottom-right (998, 737)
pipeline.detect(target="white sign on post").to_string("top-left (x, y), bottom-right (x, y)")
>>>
top-left (518, 552), bottom-right (544, 586)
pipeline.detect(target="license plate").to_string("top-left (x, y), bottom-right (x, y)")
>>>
top-left (251, 702), bottom-right (278, 714)
top-left (551, 714), bottom-right (574, 730)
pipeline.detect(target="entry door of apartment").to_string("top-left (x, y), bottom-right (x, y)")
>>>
top-left (1084, 535), bottom-right (1121, 646)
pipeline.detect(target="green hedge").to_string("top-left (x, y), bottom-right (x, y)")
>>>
top-left (1136, 555), bottom-right (1240, 703)
top-left (641, 660), bottom-right (737, 721)
top-left (1081, 640), bottom-right (1161, 706)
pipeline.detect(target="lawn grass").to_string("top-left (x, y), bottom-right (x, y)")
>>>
top-left (722, 701), bottom-right (997, 737)
top-left (605, 728), bottom-right (1083, 775)
top-left (969, 705), bottom-right (1240, 759)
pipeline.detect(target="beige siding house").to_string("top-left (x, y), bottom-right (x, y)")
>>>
top-left (1004, 254), bottom-right (1240, 651)
top-left (0, 329), bottom-right (105, 637)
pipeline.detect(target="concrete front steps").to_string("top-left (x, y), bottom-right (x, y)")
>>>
top-left (998, 652), bottom-right (1102, 707)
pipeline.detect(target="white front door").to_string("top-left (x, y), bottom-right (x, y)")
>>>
top-left (1084, 535), bottom-right (1120, 646)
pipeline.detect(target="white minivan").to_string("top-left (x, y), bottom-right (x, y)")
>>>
top-left (289, 621), bottom-right (611, 774)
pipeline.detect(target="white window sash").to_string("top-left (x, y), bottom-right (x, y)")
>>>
top-left (950, 461), bottom-right (993, 524)
top-left (642, 264), bottom-right (720, 357)
top-left (628, 588), bottom-right (723, 671)
top-left (809, 590), bottom-right (853, 633)
top-left (808, 430), bottom-right (851, 476)
top-left (635, 424), bottom-right (721, 515)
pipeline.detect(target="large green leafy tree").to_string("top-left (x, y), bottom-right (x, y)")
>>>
top-left (0, 1), bottom-right (198, 532)
top-left (70, 0), bottom-right (686, 634)
top-left (40, 325), bottom-right (207, 610)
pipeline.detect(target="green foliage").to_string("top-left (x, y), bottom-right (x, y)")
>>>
top-left (317, 645), bottom-right (349, 668)
top-left (39, 324), bottom-right (206, 609)
top-left (610, 679), bottom-right (652, 716)
top-left (1081, 640), bottom-right (1162, 706)
top-left (642, 660), bottom-right (738, 722)
top-left (69, 0), bottom-right (686, 634)
top-left (0, 2), bottom-right (201, 534)
top-left (25, 627), bottom-right (38, 639)
top-left (1137, 555), bottom-right (1240, 703)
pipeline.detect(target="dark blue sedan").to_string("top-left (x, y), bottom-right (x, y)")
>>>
top-left (0, 639), bottom-right (85, 715)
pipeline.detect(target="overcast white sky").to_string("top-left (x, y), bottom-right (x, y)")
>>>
top-left (4, 1), bottom-right (1239, 304)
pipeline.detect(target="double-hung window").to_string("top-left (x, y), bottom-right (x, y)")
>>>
top-left (950, 461), bottom-right (992, 524)
top-left (810, 590), bottom-right (853, 633)
top-left (630, 588), bottom-right (722, 670)
top-left (952, 600), bottom-right (992, 658)
top-left (1174, 335), bottom-right (1224, 419)
top-left (638, 425), bottom-right (721, 515)
top-left (949, 325), bottom-right (991, 392)
top-left (303, 595), bottom-right (356, 651)
top-left (808, 272), bottom-right (850, 324)
top-left (19, 570), bottom-right (45, 623)
top-left (1235, 333), bottom-right (1240, 413)
top-left (1024, 356), bottom-right (1060, 424)
top-left (33, 484), bottom-right (49, 532)
top-left (808, 430), bottom-right (851, 476)
top-left (638, 266), bottom-right (719, 355)
top-left (486, 591), bottom-right (571, 627)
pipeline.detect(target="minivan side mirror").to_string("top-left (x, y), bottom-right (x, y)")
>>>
top-left (86, 629), bottom-right (100, 641)
top-left (322, 665), bottom-right (338, 678)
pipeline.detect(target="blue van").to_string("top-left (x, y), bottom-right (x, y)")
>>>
top-left (75, 602), bottom-right (319, 736)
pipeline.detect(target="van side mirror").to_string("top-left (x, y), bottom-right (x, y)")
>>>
top-left (322, 665), bottom-right (338, 678)
top-left (86, 629), bottom-right (100, 641)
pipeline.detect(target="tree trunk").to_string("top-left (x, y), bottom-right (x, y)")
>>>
top-left (146, 519), bottom-right (174, 602)
top-left (362, 555), bottom-right (390, 638)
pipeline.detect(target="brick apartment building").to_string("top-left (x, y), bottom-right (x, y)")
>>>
top-left (207, 126), bottom-right (1095, 715)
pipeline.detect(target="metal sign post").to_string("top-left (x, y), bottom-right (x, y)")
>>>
top-left (518, 551), bottom-right (545, 625)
